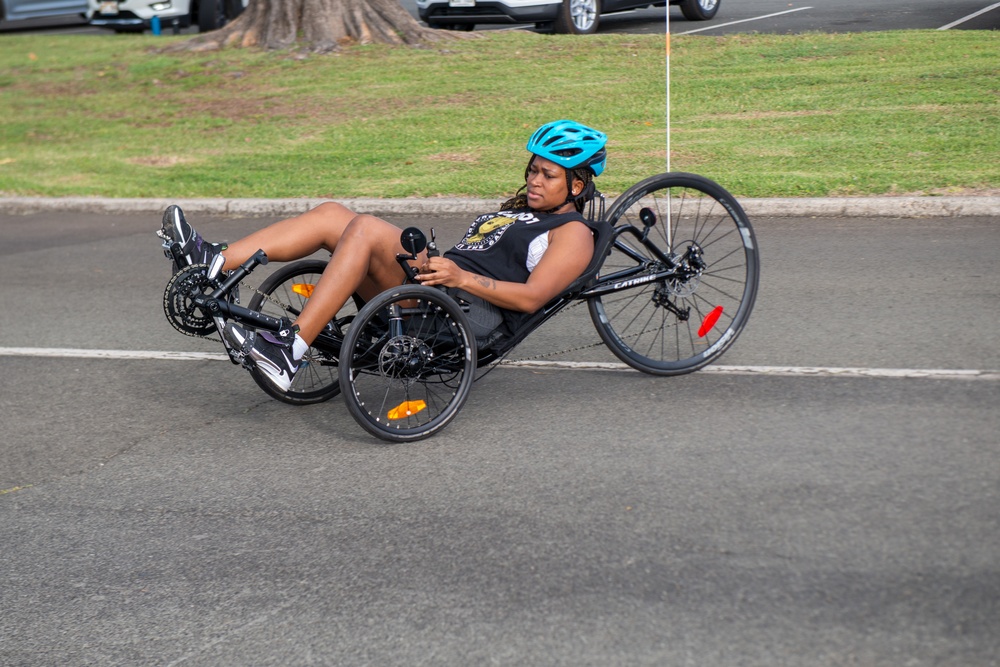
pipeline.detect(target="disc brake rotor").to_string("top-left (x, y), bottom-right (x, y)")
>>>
top-left (378, 335), bottom-right (432, 387)
top-left (665, 275), bottom-right (701, 297)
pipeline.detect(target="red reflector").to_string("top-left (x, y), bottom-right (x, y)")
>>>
top-left (698, 306), bottom-right (724, 337)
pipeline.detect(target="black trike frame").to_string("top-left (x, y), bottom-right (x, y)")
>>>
top-left (191, 216), bottom-right (695, 368)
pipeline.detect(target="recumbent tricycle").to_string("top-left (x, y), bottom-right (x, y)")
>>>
top-left (161, 172), bottom-right (760, 442)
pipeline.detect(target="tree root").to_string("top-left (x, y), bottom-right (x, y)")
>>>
top-left (158, 0), bottom-right (478, 54)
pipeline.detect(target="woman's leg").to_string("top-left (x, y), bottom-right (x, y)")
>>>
top-left (220, 202), bottom-right (359, 269)
top-left (215, 202), bottom-right (424, 390)
top-left (292, 213), bottom-right (421, 344)
top-left (215, 200), bottom-right (420, 345)
top-left (218, 201), bottom-right (420, 343)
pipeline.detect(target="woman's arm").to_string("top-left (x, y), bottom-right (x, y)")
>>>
top-left (415, 221), bottom-right (595, 313)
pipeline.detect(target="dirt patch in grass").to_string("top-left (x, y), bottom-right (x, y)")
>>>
top-left (127, 155), bottom-right (197, 167)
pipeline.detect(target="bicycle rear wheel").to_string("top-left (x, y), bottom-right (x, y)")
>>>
top-left (589, 172), bottom-right (759, 375)
top-left (339, 285), bottom-right (476, 442)
top-left (247, 259), bottom-right (357, 405)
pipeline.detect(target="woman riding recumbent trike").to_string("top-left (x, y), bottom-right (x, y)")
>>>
top-left (159, 120), bottom-right (759, 441)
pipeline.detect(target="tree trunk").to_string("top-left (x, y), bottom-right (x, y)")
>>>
top-left (167, 0), bottom-right (464, 53)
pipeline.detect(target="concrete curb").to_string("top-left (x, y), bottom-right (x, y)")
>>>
top-left (0, 195), bottom-right (997, 218)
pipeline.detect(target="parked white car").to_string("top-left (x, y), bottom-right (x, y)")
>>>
top-left (2, 0), bottom-right (87, 22)
top-left (87, 0), bottom-right (244, 33)
top-left (416, 0), bottom-right (718, 34)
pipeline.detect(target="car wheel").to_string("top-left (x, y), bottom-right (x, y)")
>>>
top-left (553, 0), bottom-right (600, 34)
top-left (678, 0), bottom-right (719, 21)
top-left (198, 0), bottom-right (227, 31)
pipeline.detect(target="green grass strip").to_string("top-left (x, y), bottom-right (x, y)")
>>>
top-left (1, 29), bottom-right (997, 199)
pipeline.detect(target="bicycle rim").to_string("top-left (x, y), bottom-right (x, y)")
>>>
top-left (589, 172), bottom-right (759, 375)
top-left (340, 286), bottom-right (476, 442)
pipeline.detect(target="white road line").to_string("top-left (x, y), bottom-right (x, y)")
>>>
top-left (0, 347), bottom-right (229, 362)
top-left (938, 2), bottom-right (1000, 29)
top-left (676, 6), bottom-right (813, 35)
top-left (503, 360), bottom-right (999, 380)
top-left (2, 347), bottom-right (997, 381)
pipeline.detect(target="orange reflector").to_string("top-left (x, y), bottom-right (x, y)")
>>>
top-left (698, 306), bottom-right (724, 338)
top-left (388, 400), bottom-right (427, 420)
top-left (292, 283), bottom-right (315, 298)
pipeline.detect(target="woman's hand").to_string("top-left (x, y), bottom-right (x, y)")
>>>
top-left (413, 220), bottom-right (593, 313)
top-left (414, 256), bottom-right (468, 288)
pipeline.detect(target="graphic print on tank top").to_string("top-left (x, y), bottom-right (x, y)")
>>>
top-left (452, 211), bottom-right (539, 252)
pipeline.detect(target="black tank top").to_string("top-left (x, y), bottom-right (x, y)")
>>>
top-left (444, 208), bottom-right (587, 334)
top-left (445, 208), bottom-right (587, 285)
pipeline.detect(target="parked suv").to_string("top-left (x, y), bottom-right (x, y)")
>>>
top-left (417, 0), bottom-right (719, 34)
top-left (2, 0), bottom-right (87, 22)
top-left (87, 0), bottom-right (244, 33)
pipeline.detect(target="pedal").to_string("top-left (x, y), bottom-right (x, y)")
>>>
top-left (224, 338), bottom-right (256, 370)
top-left (213, 315), bottom-right (244, 366)
top-left (156, 229), bottom-right (173, 260)
top-left (234, 329), bottom-right (258, 370)
top-left (225, 347), bottom-right (245, 365)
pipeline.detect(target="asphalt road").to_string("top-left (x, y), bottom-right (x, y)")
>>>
top-left (1, 208), bottom-right (998, 665)
top-left (4, 0), bottom-right (998, 35)
top-left (603, 0), bottom-right (1000, 34)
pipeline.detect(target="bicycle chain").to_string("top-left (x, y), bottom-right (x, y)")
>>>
top-left (498, 296), bottom-right (673, 365)
top-left (498, 299), bottom-right (606, 365)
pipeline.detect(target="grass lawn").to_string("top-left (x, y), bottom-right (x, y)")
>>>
top-left (1, 29), bottom-right (997, 199)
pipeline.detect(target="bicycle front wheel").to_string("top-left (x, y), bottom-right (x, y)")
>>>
top-left (589, 172), bottom-right (759, 375)
top-left (247, 259), bottom-right (356, 405)
top-left (340, 285), bottom-right (476, 442)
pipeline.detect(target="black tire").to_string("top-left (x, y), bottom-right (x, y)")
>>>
top-left (678, 0), bottom-right (719, 21)
top-left (553, 0), bottom-right (600, 34)
top-left (197, 0), bottom-right (229, 32)
top-left (246, 259), bottom-right (357, 405)
top-left (339, 285), bottom-right (476, 442)
top-left (588, 172), bottom-right (758, 375)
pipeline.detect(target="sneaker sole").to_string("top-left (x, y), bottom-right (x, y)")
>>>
top-left (224, 325), bottom-right (293, 393)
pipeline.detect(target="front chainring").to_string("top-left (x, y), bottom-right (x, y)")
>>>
top-left (162, 264), bottom-right (219, 338)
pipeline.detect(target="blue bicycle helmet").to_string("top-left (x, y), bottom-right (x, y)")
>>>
top-left (526, 119), bottom-right (607, 177)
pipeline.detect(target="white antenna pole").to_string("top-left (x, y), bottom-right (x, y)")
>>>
top-left (665, 4), bottom-right (671, 173)
top-left (665, 5), bottom-right (673, 250)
